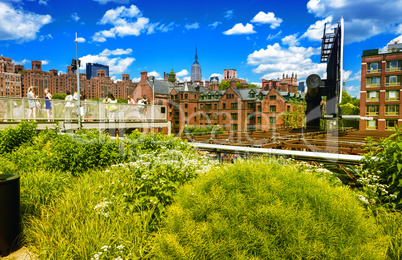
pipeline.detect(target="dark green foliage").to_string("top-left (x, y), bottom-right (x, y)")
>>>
top-left (116, 98), bottom-right (128, 103)
top-left (361, 126), bottom-right (402, 209)
top-left (0, 121), bottom-right (37, 154)
top-left (52, 93), bottom-right (67, 100)
top-left (151, 159), bottom-right (388, 259)
top-left (181, 125), bottom-right (224, 137)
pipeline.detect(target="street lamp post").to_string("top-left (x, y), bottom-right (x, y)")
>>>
top-left (75, 33), bottom-right (81, 129)
top-left (148, 76), bottom-right (155, 132)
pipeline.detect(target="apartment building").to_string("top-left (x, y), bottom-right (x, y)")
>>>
top-left (134, 71), bottom-right (301, 134)
top-left (360, 43), bottom-right (402, 131)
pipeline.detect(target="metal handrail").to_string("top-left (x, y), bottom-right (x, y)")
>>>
top-left (0, 97), bottom-right (167, 122)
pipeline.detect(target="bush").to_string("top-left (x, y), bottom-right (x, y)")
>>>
top-left (360, 126), bottom-right (402, 209)
top-left (0, 121), bottom-right (37, 154)
top-left (23, 147), bottom-right (217, 259)
top-left (150, 159), bottom-right (388, 259)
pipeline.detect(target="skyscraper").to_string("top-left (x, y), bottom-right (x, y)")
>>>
top-left (86, 63), bottom-right (109, 80)
top-left (191, 47), bottom-right (202, 82)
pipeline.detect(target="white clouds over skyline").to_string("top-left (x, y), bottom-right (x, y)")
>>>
top-left (247, 43), bottom-right (325, 81)
top-left (79, 48), bottom-right (135, 76)
top-left (92, 5), bottom-right (176, 42)
top-left (306, 0), bottom-right (402, 44)
top-left (251, 11), bottom-right (283, 29)
top-left (0, 2), bottom-right (52, 42)
top-left (185, 23), bottom-right (200, 30)
top-left (223, 23), bottom-right (256, 35)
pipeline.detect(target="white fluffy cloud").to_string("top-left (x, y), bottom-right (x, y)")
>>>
top-left (71, 13), bottom-right (80, 22)
top-left (148, 71), bottom-right (160, 78)
top-left (301, 16), bottom-right (333, 41)
top-left (76, 37), bottom-right (85, 43)
top-left (185, 23), bottom-right (200, 30)
top-left (209, 73), bottom-right (223, 81)
top-left (281, 34), bottom-right (299, 46)
top-left (176, 69), bottom-right (189, 77)
top-left (251, 11), bottom-right (283, 29)
top-left (209, 21), bottom-right (222, 29)
top-left (79, 48), bottom-right (135, 76)
top-left (306, 0), bottom-right (402, 44)
top-left (92, 5), bottom-right (175, 42)
top-left (247, 43), bottom-right (325, 80)
top-left (223, 23), bottom-right (256, 35)
top-left (100, 48), bottom-right (132, 56)
top-left (0, 2), bottom-right (52, 42)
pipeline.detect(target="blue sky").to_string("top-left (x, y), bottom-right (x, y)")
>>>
top-left (1, 0), bottom-right (402, 98)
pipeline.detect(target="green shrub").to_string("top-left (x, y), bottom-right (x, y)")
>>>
top-left (360, 126), bottom-right (402, 209)
top-left (150, 159), bottom-right (388, 259)
top-left (0, 121), bottom-right (37, 154)
top-left (23, 148), bottom-right (217, 259)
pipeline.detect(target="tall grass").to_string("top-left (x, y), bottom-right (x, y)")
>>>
top-left (150, 158), bottom-right (389, 259)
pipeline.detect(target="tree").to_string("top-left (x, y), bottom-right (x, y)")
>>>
top-left (52, 93), bottom-right (67, 100)
top-left (280, 98), bottom-right (306, 130)
top-left (339, 91), bottom-right (360, 129)
top-left (219, 80), bottom-right (230, 90)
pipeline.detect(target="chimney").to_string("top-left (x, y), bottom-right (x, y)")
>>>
top-left (205, 80), bottom-right (210, 89)
top-left (230, 79), bottom-right (237, 89)
top-left (140, 71), bottom-right (148, 82)
top-left (123, 74), bottom-right (130, 81)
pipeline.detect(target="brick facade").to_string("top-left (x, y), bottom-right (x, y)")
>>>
top-left (360, 49), bottom-right (402, 131)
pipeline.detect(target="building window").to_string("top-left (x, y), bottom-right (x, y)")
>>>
top-left (200, 94), bottom-right (205, 100)
top-left (214, 104), bottom-right (217, 109)
top-left (269, 95), bottom-right (276, 100)
top-left (249, 92), bottom-right (255, 98)
top-left (386, 90), bottom-right (400, 101)
top-left (222, 114), bottom-right (226, 120)
top-left (270, 117), bottom-right (276, 125)
top-left (206, 113), bottom-right (212, 119)
top-left (367, 62), bottom-right (381, 73)
top-left (366, 77), bottom-right (381, 87)
top-left (214, 113), bottom-right (218, 120)
top-left (185, 103), bottom-right (188, 109)
top-left (231, 124), bottom-right (238, 130)
top-left (366, 105), bottom-right (379, 116)
top-left (270, 105), bottom-right (276, 112)
top-left (194, 107), bottom-right (197, 112)
top-left (222, 123), bottom-right (226, 129)
top-left (257, 105), bottom-right (261, 112)
top-left (200, 104), bottom-right (203, 109)
top-left (223, 103), bottom-right (226, 109)
top-left (185, 94), bottom-right (188, 99)
top-left (385, 105), bottom-right (399, 116)
top-left (367, 91), bottom-right (380, 101)
top-left (247, 103), bottom-right (254, 109)
top-left (231, 113), bottom-right (238, 120)
top-left (386, 60), bottom-right (402, 72)
top-left (207, 94), bottom-right (212, 99)
top-left (206, 104), bottom-right (212, 109)
top-left (185, 112), bottom-right (188, 117)
top-left (231, 103), bottom-right (238, 109)
top-left (386, 120), bottom-right (398, 131)
top-left (385, 75), bottom-right (401, 87)
top-left (215, 94), bottom-right (220, 99)
top-left (257, 117), bottom-right (261, 124)
top-left (366, 120), bottom-right (377, 130)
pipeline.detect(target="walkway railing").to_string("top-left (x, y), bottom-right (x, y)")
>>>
top-left (0, 97), bottom-right (167, 122)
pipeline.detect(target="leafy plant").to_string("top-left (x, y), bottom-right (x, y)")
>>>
top-left (150, 158), bottom-right (388, 259)
top-left (0, 121), bottom-right (37, 154)
top-left (360, 125), bottom-right (402, 209)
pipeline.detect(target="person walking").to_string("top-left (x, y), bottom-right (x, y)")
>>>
top-left (64, 90), bottom-right (74, 122)
top-left (44, 88), bottom-right (52, 122)
top-left (27, 86), bottom-right (37, 122)
top-left (106, 93), bottom-right (117, 121)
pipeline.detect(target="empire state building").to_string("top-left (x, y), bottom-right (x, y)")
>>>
top-left (191, 48), bottom-right (202, 82)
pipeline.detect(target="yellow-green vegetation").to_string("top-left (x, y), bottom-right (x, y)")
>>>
top-left (0, 122), bottom-right (401, 259)
top-left (150, 159), bottom-right (390, 259)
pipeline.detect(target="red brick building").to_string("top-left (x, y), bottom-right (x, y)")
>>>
top-left (0, 56), bottom-right (21, 97)
top-left (134, 71), bottom-right (301, 134)
top-left (360, 44), bottom-right (402, 131)
top-left (262, 73), bottom-right (298, 93)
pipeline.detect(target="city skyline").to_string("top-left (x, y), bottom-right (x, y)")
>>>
top-left (1, 0), bottom-right (402, 98)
